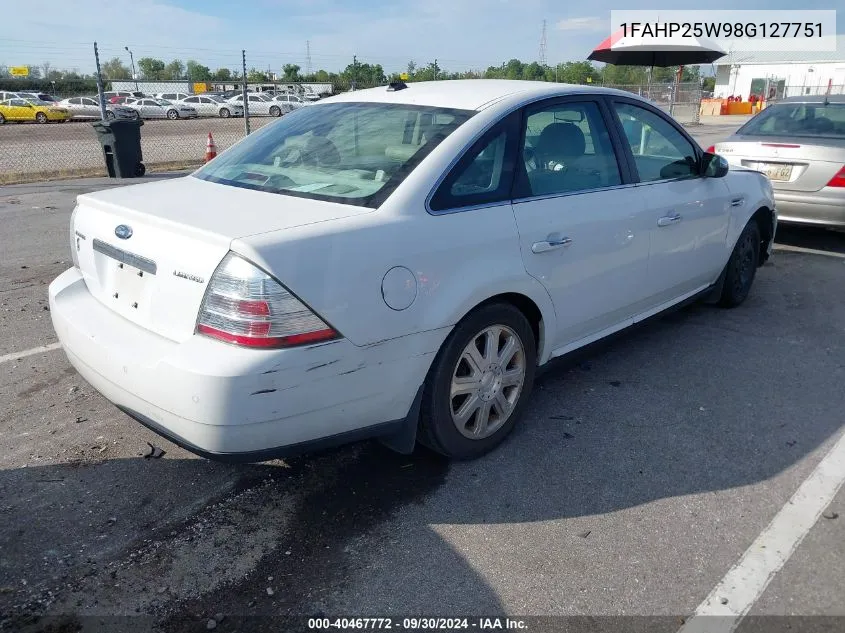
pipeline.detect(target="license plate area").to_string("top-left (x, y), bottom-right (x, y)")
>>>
top-left (760, 163), bottom-right (793, 181)
top-left (110, 261), bottom-right (149, 310)
top-left (92, 239), bottom-right (156, 311)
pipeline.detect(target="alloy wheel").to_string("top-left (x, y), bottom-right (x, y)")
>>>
top-left (450, 325), bottom-right (526, 440)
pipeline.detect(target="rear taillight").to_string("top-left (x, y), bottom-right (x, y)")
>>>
top-left (706, 145), bottom-right (716, 154)
top-left (826, 166), bottom-right (845, 188)
top-left (197, 253), bottom-right (339, 348)
top-left (69, 205), bottom-right (80, 269)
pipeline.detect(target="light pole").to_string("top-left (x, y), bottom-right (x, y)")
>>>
top-left (125, 46), bottom-right (138, 91)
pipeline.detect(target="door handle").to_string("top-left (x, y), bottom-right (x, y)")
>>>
top-left (531, 236), bottom-right (573, 253)
top-left (730, 197), bottom-right (744, 207)
top-left (657, 212), bottom-right (682, 227)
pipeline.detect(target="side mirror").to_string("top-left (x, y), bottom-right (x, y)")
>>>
top-left (702, 152), bottom-right (729, 178)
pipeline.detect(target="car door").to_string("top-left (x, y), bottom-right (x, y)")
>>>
top-left (608, 99), bottom-right (733, 306)
top-left (80, 97), bottom-right (100, 117)
top-left (183, 96), bottom-right (202, 114)
top-left (8, 99), bottom-right (32, 121)
top-left (510, 97), bottom-right (653, 352)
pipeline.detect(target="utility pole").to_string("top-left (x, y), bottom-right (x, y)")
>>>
top-left (434, 59), bottom-right (438, 80)
top-left (124, 46), bottom-right (138, 91)
top-left (351, 55), bottom-right (357, 91)
top-left (93, 42), bottom-right (107, 121)
top-left (242, 49), bottom-right (251, 135)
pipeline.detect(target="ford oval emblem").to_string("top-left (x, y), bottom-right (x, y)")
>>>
top-left (115, 225), bottom-right (133, 240)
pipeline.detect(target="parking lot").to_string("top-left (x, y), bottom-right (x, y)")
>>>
top-left (0, 117), bottom-right (277, 183)
top-left (1, 119), bottom-right (843, 633)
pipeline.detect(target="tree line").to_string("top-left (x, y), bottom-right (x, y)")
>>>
top-left (1, 57), bottom-right (714, 91)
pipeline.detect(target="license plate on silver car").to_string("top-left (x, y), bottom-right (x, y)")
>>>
top-left (761, 163), bottom-right (793, 181)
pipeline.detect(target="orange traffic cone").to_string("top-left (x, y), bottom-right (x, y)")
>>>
top-left (205, 132), bottom-right (217, 162)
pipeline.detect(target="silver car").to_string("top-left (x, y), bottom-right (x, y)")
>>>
top-left (125, 98), bottom-right (198, 120)
top-left (179, 95), bottom-right (244, 118)
top-left (58, 96), bottom-right (139, 121)
top-left (713, 95), bottom-right (845, 227)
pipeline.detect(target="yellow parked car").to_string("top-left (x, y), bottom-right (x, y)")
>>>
top-left (0, 98), bottom-right (70, 124)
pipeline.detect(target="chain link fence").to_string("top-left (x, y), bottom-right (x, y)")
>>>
top-left (1, 78), bottom-right (704, 184)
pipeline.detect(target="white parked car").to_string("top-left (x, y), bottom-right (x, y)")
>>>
top-left (58, 96), bottom-right (139, 121)
top-left (49, 80), bottom-right (776, 462)
top-left (269, 94), bottom-right (307, 110)
top-left (179, 94), bottom-right (244, 118)
top-left (124, 98), bottom-right (198, 120)
top-left (227, 92), bottom-right (285, 117)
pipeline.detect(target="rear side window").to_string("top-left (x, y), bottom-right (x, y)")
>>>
top-left (739, 103), bottom-right (845, 138)
top-left (429, 113), bottom-right (520, 212)
top-left (514, 100), bottom-right (622, 197)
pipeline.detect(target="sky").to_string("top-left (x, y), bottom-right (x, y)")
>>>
top-left (1, 0), bottom-right (843, 75)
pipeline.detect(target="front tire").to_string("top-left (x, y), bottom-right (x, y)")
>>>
top-left (105, 110), bottom-right (116, 120)
top-left (718, 219), bottom-right (761, 308)
top-left (219, 108), bottom-right (230, 118)
top-left (419, 303), bottom-right (536, 459)
top-left (0, 113), bottom-right (5, 124)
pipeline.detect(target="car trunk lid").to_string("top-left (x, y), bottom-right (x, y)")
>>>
top-left (716, 135), bottom-right (845, 192)
top-left (72, 176), bottom-right (371, 342)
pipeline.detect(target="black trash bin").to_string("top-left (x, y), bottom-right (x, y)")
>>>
top-left (91, 119), bottom-right (146, 178)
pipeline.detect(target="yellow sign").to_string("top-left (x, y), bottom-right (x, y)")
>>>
top-left (586, 77), bottom-right (593, 83)
top-left (399, 72), bottom-right (409, 80)
top-left (10, 66), bottom-right (29, 77)
top-left (193, 82), bottom-right (208, 94)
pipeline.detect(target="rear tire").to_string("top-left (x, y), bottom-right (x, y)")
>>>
top-left (419, 303), bottom-right (536, 459)
top-left (718, 219), bottom-right (761, 308)
top-left (135, 163), bottom-right (146, 177)
top-left (35, 112), bottom-right (48, 124)
top-left (270, 105), bottom-right (281, 117)
top-left (167, 109), bottom-right (179, 120)
top-left (0, 113), bottom-right (5, 124)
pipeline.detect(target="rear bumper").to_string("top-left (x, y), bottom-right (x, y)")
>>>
top-left (773, 188), bottom-right (845, 227)
top-left (49, 267), bottom-right (441, 460)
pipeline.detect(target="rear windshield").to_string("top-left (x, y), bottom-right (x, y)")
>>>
top-left (194, 102), bottom-right (474, 208)
top-left (739, 103), bottom-right (845, 138)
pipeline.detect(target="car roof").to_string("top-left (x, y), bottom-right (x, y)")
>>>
top-left (324, 79), bottom-right (643, 111)
top-left (771, 95), bottom-right (845, 104)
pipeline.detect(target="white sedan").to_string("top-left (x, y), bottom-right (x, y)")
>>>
top-left (179, 94), bottom-right (244, 118)
top-left (124, 98), bottom-right (198, 120)
top-left (49, 80), bottom-right (776, 462)
top-left (269, 94), bottom-right (308, 110)
top-left (226, 92), bottom-right (285, 117)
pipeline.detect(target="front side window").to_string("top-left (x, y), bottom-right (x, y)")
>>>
top-left (515, 100), bottom-right (622, 197)
top-left (82, 98), bottom-right (97, 106)
top-left (195, 102), bottom-right (473, 208)
top-left (614, 102), bottom-right (699, 182)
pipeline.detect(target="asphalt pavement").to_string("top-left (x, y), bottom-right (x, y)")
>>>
top-left (1, 120), bottom-right (843, 633)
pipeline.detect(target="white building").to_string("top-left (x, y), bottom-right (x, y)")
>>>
top-left (713, 35), bottom-right (845, 100)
